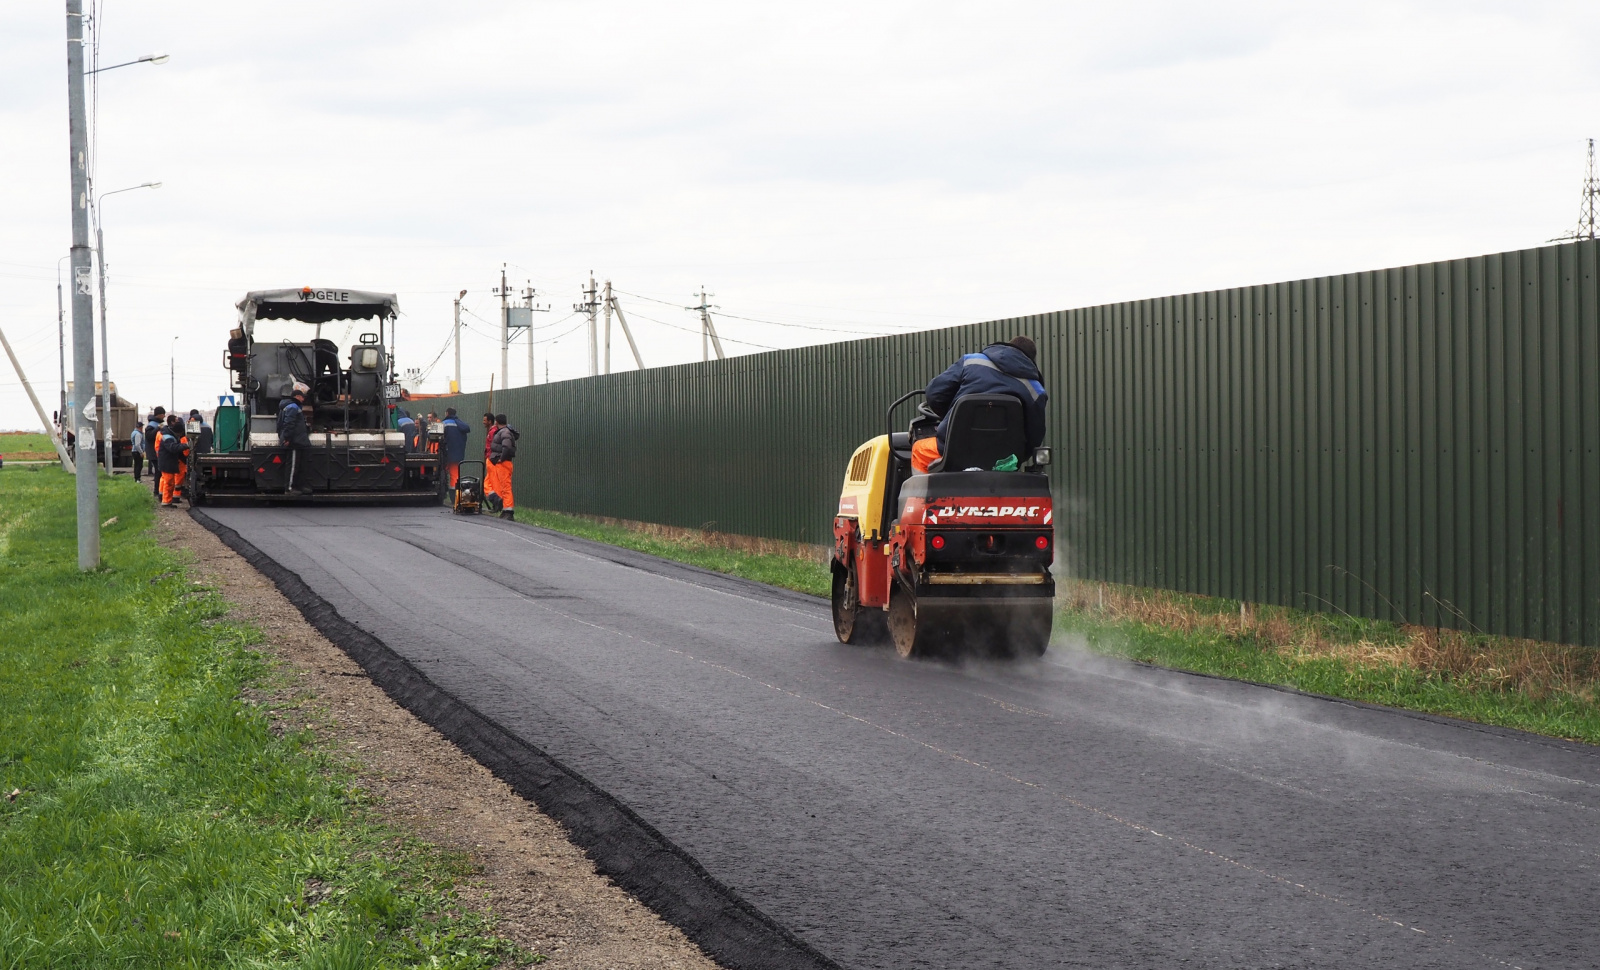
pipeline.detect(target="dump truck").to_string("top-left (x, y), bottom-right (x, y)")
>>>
top-left (187, 288), bottom-right (442, 505)
top-left (832, 391), bottom-right (1055, 659)
top-left (62, 381), bottom-right (140, 470)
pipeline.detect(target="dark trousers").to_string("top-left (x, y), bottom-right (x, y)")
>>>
top-left (131, 452), bottom-right (144, 482)
top-left (284, 445), bottom-right (310, 491)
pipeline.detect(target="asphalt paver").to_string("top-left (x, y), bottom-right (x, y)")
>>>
top-left (204, 505), bottom-right (1600, 970)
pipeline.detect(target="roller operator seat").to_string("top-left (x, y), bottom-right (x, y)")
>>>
top-left (927, 393), bottom-right (1028, 473)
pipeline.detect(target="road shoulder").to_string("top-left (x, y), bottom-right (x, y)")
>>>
top-left (155, 507), bottom-right (720, 970)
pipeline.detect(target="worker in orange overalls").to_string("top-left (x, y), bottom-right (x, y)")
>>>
top-left (156, 414), bottom-right (189, 507)
top-left (486, 412), bottom-right (519, 521)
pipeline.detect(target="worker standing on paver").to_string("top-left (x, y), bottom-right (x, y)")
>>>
top-left (277, 381), bottom-right (313, 495)
top-left (439, 407), bottom-right (471, 496)
top-left (188, 409), bottom-right (214, 454)
top-left (156, 414), bottom-right (189, 508)
top-left (397, 410), bottom-right (420, 453)
top-left (486, 412), bottom-right (519, 521)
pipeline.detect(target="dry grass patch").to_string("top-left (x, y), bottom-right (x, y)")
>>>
top-left (1060, 579), bottom-right (1600, 709)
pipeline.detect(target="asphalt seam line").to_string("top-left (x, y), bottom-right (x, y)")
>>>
top-left (189, 508), bottom-right (842, 970)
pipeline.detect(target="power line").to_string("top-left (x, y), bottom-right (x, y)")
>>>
top-left (623, 309), bottom-right (780, 351)
top-left (611, 286), bottom-right (903, 337)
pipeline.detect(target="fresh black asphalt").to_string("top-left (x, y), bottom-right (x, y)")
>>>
top-left (199, 505), bottom-right (1600, 970)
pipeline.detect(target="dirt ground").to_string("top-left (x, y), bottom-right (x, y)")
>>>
top-left (155, 508), bottom-right (722, 969)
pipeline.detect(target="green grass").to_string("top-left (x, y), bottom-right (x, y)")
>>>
top-left (0, 465), bottom-right (530, 969)
top-left (517, 508), bottom-right (831, 597)
top-left (517, 507), bottom-right (1599, 743)
top-left (0, 432), bottom-right (54, 459)
top-left (1056, 590), bottom-right (1600, 744)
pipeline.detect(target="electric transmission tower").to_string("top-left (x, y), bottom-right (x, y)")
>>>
top-left (1552, 138), bottom-right (1598, 243)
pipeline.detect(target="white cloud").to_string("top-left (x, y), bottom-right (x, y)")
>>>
top-left (1, 0), bottom-right (1596, 423)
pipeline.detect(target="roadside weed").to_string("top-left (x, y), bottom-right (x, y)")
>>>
top-left (0, 466), bottom-right (526, 969)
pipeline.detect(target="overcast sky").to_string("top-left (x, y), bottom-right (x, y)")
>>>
top-left (2, 1), bottom-right (1597, 427)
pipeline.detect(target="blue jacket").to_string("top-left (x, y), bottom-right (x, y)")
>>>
top-left (440, 416), bottom-right (471, 463)
top-left (924, 343), bottom-right (1048, 452)
top-left (276, 398), bottom-right (310, 447)
top-left (396, 415), bottom-right (419, 452)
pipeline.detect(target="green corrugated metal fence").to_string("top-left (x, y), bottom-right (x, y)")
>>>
top-left (439, 240), bottom-right (1600, 645)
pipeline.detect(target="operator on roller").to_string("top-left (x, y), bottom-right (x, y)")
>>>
top-left (277, 381), bottom-right (313, 495)
top-left (911, 335), bottom-right (1048, 475)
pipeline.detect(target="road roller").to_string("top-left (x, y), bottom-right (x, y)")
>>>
top-left (831, 390), bottom-right (1055, 659)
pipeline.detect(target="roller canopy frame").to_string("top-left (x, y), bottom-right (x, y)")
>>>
top-left (238, 288), bottom-right (400, 335)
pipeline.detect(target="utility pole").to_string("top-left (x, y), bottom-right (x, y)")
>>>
top-left (1552, 138), bottom-right (1599, 243)
top-left (603, 280), bottom-right (613, 374)
top-left (90, 182), bottom-right (161, 475)
top-left (0, 324), bottom-right (74, 469)
top-left (65, 0), bottom-right (99, 569)
top-left (452, 289), bottom-right (465, 393)
top-left (605, 287), bottom-right (646, 371)
top-left (586, 273), bottom-right (599, 377)
top-left (531, 283), bottom-right (544, 385)
top-left (499, 281), bottom-right (547, 386)
top-left (56, 255), bottom-right (67, 428)
top-left (690, 287), bottom-right (725, 361)
top-left (498, 263), bottom-right (510, 390)
top-left (95, 222), bottom-right (112, 474)
top-left (575, 274), bottom-right (600, 377)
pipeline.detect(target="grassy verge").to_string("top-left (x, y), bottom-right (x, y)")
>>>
top-left (516, 508), bottom-right (830, 597)
top-left (516, 507), bottom-right (1599, 744)
top-left (0, 431), bottom-right (54, 461)
top-left (1058, 581), bottom-right (1600, 743)
top-left (0, 465), bottom-right (528, 969)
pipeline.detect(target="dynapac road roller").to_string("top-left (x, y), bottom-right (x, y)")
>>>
top-left (832, 391), bottom-right (1055, 659)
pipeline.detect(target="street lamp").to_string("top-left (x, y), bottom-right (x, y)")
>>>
top-left (93, 181), bottom-right (161, 474)
top-left (170, 335), bottom-right (179, 413)
top-left (86, 52), bottom-right (170, 74)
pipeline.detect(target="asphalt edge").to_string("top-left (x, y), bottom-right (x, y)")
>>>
top-left (189, 508), bottom-right (843, 970)
top-left (478, 513), bottom-right (1599, 756)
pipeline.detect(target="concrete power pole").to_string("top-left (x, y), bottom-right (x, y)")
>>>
top-left (605, 288), bottom-right (646, 371)
top-left (499, 263), bottom-right (510, 390)
top-left (452, 289), bottom-right (465, 393)
top-left (65, 0), bottom-right (99, 569)
top-left (583, 273), bottom-right (599, 377)
top-left (0, 324), bottom-right (74, 468)
top-left (603, 280), bottom-right (613, 374)
top-left (56, 257), bottom-right (67, 427)
top-left (524, 284), bottom-right (535, 386)
top-left (95, 222), bottom-right (111, 474)
top-left (692, 287), bottom-right (726, 362)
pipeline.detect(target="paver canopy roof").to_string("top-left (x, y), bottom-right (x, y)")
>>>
top-left (237, 288), bottom-right (400, 331)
